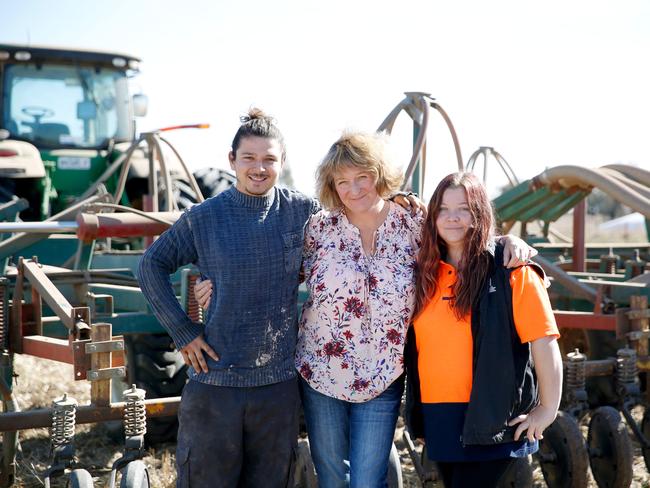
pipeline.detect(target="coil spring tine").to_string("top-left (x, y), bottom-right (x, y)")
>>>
top-left (51, 394), bottom-right (77, 449)
top-left (123, 384), bottom-right (147, 437)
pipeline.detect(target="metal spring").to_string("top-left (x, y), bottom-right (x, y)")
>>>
top-left (616, 348), bottom-right (638, 386)
top-left (123, 384), bottom-right (147, 437)
top-left (0, 278), bottom-right (7, 350)
top-left (187, 274), bottom-right (203, 323)
top-left (51, 394), bottom-right (77, 449)
top-left (599, 247), bottom-right (618, 274)
top-left (565, 348), bottom-right (587, 392)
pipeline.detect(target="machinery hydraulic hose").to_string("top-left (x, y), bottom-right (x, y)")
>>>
top-left (533, 165), bottom-right (650, 217)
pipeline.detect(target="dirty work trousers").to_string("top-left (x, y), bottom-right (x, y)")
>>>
top-left (176, 377), bottom-right (300, 488)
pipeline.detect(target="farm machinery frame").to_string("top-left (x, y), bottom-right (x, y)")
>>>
top-left (0, 82), bottom-right (647, 488)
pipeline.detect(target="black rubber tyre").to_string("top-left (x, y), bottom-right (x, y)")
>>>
top-left (587, 406), bottom-right (633, 488)
top-left (173, 178), bottom-right (200, 210)
top-left (66, 469), bottom-right (94, 488)
top-left (538, 411), bottom-right (589, 488)
top-left (120, 460), bottom-right (150, 488)
top-left (125, 334), bottom-right (187, 445)
top-left (496, 456), bottom-right (533, 488)
top-left (193, 167), bottom-right (236, 199)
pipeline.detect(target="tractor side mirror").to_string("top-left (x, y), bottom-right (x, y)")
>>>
top-left (132, 94), bottom-right (148, 117)
top-left (77, 100), bottom-right (97, 120)
top-left (0, 129), bottom-right (9, 141)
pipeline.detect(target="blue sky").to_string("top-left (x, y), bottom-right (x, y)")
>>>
top-left (3, 0), bottom-right (649, 199)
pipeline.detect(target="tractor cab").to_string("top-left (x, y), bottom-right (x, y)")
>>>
top-left (0, 44), bottom-right (147, 219)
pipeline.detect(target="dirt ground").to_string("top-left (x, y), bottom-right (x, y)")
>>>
top-left (7, 355), bottom-right (650, 487)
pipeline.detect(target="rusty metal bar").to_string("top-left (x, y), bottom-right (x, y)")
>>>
top-left (583, 359), bottom-right (616, 377)
top-left (572, 199), bottom-right (586, 272)
top-left (21, 336), bottom-right (73, 364)
top-left (0, 397), bottom-right (180, 432)
top-left (22, 260), bottom-right (77, 331)
top-left (554, 311), bottom-right (617, 331)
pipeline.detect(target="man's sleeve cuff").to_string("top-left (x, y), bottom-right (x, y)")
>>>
top-left (170, 322), bottom-right (204, 350)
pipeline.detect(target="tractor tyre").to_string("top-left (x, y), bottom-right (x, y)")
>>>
top-left (125, 334), bottom-right (187, 445)
top-left (66, 469), bottom-right (94, 488)
top-left (193, 167), bottom-right (236, 199)
top-left (173, 178), bottom-right (200, 210)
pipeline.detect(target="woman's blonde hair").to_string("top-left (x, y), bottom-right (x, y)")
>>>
top-left (316, 131), bottom-right (403, 209)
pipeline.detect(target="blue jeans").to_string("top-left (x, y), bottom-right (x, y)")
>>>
top-left (300, 375), bottom-right (404, 488)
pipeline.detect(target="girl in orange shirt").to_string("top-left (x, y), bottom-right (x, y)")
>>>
top-left (406, 172), bottom-right (563, 488)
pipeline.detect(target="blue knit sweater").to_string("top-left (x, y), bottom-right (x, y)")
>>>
top-left (138, 186), bottom-right (318, 387)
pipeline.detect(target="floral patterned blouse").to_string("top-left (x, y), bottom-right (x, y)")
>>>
top-left (296, 202), bottom-right (423, 402)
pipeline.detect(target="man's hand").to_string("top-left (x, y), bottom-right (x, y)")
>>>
top-left (194, 279), bottom-right (213, 309)
top-left (392, 193), bottom-right (427, 216)
top-left (501, 235), bottom-right (538, 267)
top-left (181, 334), bottom-right (219, 373)
top-left (509, 404), bottom-right (557, 443)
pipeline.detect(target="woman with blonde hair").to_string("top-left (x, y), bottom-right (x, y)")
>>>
top-left (296, 131), bottom-right (421, 487)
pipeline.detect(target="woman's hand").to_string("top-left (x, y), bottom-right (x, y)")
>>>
top-left (392, 193), bottom-right (427, 216)
top-left (508, 404), bottom-right (557, 442)
top-left (501, 235), bottom-right (538, 267)
top-left (194, 278), bottom-right (213, 309)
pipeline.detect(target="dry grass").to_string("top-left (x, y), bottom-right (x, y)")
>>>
top-left (9, 354), bottom-right (650, 487)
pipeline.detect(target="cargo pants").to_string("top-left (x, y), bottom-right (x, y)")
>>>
top-left (176, 377), bottom-right (300, 488)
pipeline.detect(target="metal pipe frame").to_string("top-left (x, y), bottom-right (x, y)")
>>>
top-left (21, 260), bottom-right (88, 332)
top-left (0, 397), bottom-right (180, 432)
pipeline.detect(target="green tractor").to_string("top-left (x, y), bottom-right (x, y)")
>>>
top-left (0, 44), bottom-right (154, 221)
top-left (0, 43), bottom-right (234, 224)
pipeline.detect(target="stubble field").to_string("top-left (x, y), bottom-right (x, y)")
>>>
top-left (9, 352), bottom-right (650, 487)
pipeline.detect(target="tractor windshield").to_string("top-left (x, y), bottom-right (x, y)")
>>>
top-left (2, 63), bottom-right (132, 149)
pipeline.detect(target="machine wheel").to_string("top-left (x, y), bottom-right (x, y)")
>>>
top-left (537, 411), bottom-right (589, 488)
top-left (640, 408), bottom-right (650, 472)
top-left (587, 406), bottom-right (633, 488)
top-left (66, 469), bottom-right (94, 488)
top-left (125, 334), bottom-right (187, 445)
top-left (193, 167), bottom-right (236, 199)
top-left (120, 460), bottom-right (150, 488)
top-left (292, 438), bottom-right (318, 488)
top-left (387, 442), bottom-right (403, 488)
top-left (496, 456), bottom-right (533, 488)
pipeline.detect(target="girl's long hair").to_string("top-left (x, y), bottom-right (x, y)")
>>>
top-left (415, 172), bottom-right (496, 320)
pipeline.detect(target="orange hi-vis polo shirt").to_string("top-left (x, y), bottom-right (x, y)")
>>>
top-left (414, 261), bottom-right (559, 405)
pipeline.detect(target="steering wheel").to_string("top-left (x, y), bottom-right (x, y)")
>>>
top-left (21, 106), bottom-right (55, 124)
